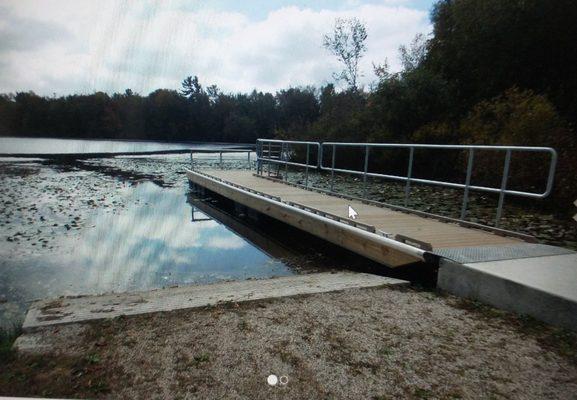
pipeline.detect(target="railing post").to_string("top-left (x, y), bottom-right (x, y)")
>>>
top-left (404, 147), bottom-right (414, 207)
top-left (284, 142), bottom-right (289, 181)
top-left (495, 149), bottom-right (511, 227)
top-left (190, 151), bottom-right (194, 170)
top-left (247, 150), bottom-right (251, 170)
top-left (267, 142), bottom-right (271, 176)
top-left (256, 142), bottom-right (261, 174)
top-left (363, 145), bottom-right (370, 198)
top-left (305, 143), bottom-right (310, 187)
top-left (219, 151), bottom-right (223, 168)
top-left (330, 144), bottom-right (336, 192)
top-left (460, 149), bottom-right (475, 220)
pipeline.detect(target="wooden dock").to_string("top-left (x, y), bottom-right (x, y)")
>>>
top-left (186, 169), bottom-right (529, 268)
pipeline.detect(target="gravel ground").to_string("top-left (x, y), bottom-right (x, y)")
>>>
top-left (4, 285), bottom-right (577, 399)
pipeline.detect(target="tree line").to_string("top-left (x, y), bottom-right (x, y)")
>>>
top-left (0, 84), bottom-right (319, 144)
top-left (0, 0), bottom-right (575, 209)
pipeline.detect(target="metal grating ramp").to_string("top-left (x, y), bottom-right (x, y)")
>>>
top-left (434, 243), bottom-right (575, 264)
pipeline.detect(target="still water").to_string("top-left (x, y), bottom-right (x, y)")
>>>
top-left (0, 181), bottom-right (295, 327)
top-left (0, 136), bottom-right (239, 154)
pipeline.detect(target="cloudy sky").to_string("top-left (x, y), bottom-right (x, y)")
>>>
top-left (0, 0), bottom-right (435, 96)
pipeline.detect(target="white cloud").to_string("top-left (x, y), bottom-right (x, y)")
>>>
top-left (205, 236), bottom-right (247, 250)
top-left (0, 1), bottom-right (431, 95)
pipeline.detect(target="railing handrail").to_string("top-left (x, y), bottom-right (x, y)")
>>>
top-left (321, 142), bottom-right (556, 152)
top-left (255, 139), bottom-right (557, 227)
top-left (318, 142), bottom-right (557, 199)
top-left (190, 149), bottom-right (253, 170)
top-left (257, 138), bottom-right (320, 146)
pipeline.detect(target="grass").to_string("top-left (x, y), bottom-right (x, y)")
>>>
top-left (377, 346), bottom-right (393, 358)
top-left (0, 322), bottom-right (124, 398)
top-left (450, 295), bottom-right (577, 363)
top-left (84, 354), bottom-right (101, 365)
top-left (192, 353), bottom-right (210, 366)
top-left (413, 387), bottom-right (434, 399)
top-left (0, 325), bottom-right (22, 364)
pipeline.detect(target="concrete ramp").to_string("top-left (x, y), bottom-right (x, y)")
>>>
top-left (23, 272), bottom-right (408, 331)
top-left (439, 253), bottom-right (577, 331)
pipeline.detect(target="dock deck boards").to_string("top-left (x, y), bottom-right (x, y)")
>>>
top-left (203, 169), bottom-right (522, 250)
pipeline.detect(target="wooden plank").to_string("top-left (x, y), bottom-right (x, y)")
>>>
top-left (205, 170), bottom-right (522, 250)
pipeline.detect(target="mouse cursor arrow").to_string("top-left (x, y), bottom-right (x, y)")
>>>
top-left (348, 205), bottom-right (358, 220)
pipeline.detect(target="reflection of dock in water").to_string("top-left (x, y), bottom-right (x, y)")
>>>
top-left (186, 193), bottom-right (297, 261)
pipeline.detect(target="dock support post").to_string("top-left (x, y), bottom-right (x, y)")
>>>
top-left (495, 149), bottom-right (511, 227)
top-left (404, 147), bottom-right (414, 207)
top-left (363, 145), bottom-right (370, 198)
top-left (330, 144), bottom-right (336, 192)
top-left (460, 149), bottom-right (475, 220)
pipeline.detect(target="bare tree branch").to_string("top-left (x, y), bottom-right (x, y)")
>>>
top-left (323, 18), bottom-right (367, 91)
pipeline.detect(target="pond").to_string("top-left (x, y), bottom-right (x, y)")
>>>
top-left (0, 158), bottom-right (302, 329)
top-left (0, 184), bottom-right (304, 328)
top-left (0, 136), bottom-right (243, 154)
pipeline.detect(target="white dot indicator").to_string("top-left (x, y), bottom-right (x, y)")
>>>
top-left (267, 374), bottom-right (278, 386)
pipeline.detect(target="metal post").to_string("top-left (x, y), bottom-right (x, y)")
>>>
top-left (495, 149), bottom-right (511, 227)
top-left (362, 145), bottom-right (370, 198)
top-left (305, 143), bottom-right (310, 187)
top-left (258, 142), bottom-right (263, 174)
top-left (219, 151), bottom-right (223, 168)
top-left (247, 151), bottom-right (251, 169)
top-left (190, 151), bottom-right (194, 169)
top-left (284, 142), bottom-right (288, 181)
top-left (267, 142), bottom-right (271, 176)
top-left (404, 147), bottom-right (414, 207)
top-left (460, 149), bottom-right (475, 220)
top-left (256, 143), bottom-right (260, 174)
top-left (330, 144), bottom-right (336, 192)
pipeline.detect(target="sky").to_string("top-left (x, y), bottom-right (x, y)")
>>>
top-left (0, 0), bottom-right (436, 96)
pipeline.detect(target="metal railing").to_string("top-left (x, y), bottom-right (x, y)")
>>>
top-left (256, 139), bottom-right (320, 187)
top-left (256, 139), bottom-right (557, 227)
top-left (190, 149), bottom-right (253, 170)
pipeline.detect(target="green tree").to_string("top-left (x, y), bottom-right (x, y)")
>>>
top-left (427, 0), bottom-right (577, 122)
top-left (460, 88), bottom-right (575, 206)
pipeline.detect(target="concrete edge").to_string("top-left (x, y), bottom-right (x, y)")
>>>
top-left (22, 272), bottom-right (409, 332)
top-left (438, 259), bottom-right (577, 331)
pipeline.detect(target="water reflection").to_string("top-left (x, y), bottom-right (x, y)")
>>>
top-left (0, 182), bottom-right (294, 327)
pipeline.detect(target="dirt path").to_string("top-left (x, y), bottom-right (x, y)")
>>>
top-left (3, 285), bottom-right (577, 399)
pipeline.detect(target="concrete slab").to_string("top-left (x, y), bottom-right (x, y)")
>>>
top-left (438, 253), bottom-right (577, 331)
top-left (23, 272), bottom-right (408, 331)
